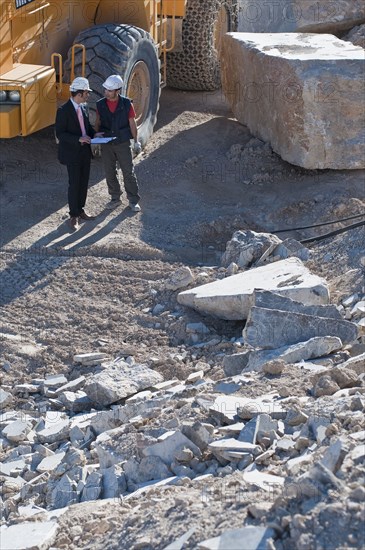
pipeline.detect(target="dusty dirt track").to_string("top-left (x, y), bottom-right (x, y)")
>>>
top-left (0, 87), bottom-right (364, 549)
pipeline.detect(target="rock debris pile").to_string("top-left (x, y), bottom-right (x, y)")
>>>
top-left (0, 230), bottom-right (364, 550)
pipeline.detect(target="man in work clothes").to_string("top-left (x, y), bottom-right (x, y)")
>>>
top-left (55, 77), bottom-right (97, 231)
top-left (95, 74), bottom-right (142, 212)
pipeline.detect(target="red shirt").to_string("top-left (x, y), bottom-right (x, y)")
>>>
top-left (106, 99), bottom-right (136, 118)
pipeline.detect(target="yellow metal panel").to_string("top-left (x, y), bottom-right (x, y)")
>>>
top-left (0, 63), bottom-right (57, 136)
top-left (0, 9), bottom-right (13, 74)
top-left (0, 105), bottom-right (21, 138)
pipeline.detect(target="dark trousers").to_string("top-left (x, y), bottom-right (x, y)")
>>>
top-left (101, 141), bottom-right (140, 204)
top-left (66, 148), bottom-right (91, 217)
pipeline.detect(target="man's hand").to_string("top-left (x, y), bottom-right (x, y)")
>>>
top-left (79, 136), bottom-right (91, 144)
top-left (133, 140), bottom-right (142, 155)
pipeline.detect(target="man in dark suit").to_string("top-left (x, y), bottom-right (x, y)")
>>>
top-left (55, 77), bottom-right (98, 231)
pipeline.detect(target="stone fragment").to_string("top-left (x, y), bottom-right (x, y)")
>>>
top-left (182, 422), bottom-right (212, 451)
top-left (36, 451), bottom-right (66, 473)
top-left (84, 362), bottom-right (163, 406)
top-left (178, 258), bottom-right (329, 320)
top-left (14, 384), bottom-right (41, 394)
top-left (73, 352), bottom-right (109, 365)
top-left (329, 366), bottom-right (360, 388)
top-left (237, 0), bottom-right (365, 34)
top-left (49, 474), bottom-right (78, 509)
top-left (242, 466), bottom-right (285, 490)
top-left (221, 32), bottom-right (365, 169)
top-left (247, 336), bottom-right (342, 371)
top-left (208, 438), bottom-right (262, 457)
top-left (341, 353), bottom-right (365, 374)
top-left (186, 370), bottom-right (204, 384)
top-left (198, 526), bottom-right (276, 550)
top-left (101, 465), bottom-right (126, 498)
top-left (165, 266), bottom-right (194, 290)
top-left (321, 438), bottom-right (349, 472)
top-left (221, 230), bottom-right (282, 268)
top-left (285, 409), bottom-right (308, 426)
top-left (223, 351), bottom-right (250, 376)
top-left (2, 420), bottom-right (32, 443)
top-left (43, 374), bottom-right (68, 389)
top-left (244, 308), bottom-right (358, 349)
top-left (0, 521), bottom-right (58, 550)
top-left (343, 23), bottom-right (365, 48)
top-left (313, 375), bottom-right (341, 397)
top-left (143, 430), bottom-right (201, 464)
top-left (262, 360), bottom-right (285, 375)
top-left (36, 417), bottom-right (70, 444)
top-left (54, 376), bottom-right (86, 395)
top-left (138, 456), bottom-right (171, 482)
top-left (81, 471), bottom-right (103, 502)
top-left (58, 391), bottom-right (92, 412)
top-left (0, 457), bottom-right (26, 476)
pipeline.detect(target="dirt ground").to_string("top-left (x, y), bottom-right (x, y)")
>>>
top-left (0, 87), bottom-right (364, 378)
top-left (0, 87), bottom-right (364, 549)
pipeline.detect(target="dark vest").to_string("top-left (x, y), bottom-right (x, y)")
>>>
top-left (97, 96), bottom-right (133, 143)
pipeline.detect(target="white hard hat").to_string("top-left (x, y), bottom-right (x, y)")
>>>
top-left (70, 77), bottom-right (92, 92)
top-left (103, 75), bottom-right (124, 90)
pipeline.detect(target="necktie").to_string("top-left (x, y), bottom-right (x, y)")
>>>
top-left (77, 106), bottom-right (86, 137)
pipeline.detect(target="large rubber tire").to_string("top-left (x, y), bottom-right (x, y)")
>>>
top-left (167, 0), bottom-right (236, 91)
top-left (65, 25), bottom-right (160, 146)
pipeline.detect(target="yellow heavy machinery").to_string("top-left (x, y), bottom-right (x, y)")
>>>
top-left (0, 0), bottom-right (236, 142)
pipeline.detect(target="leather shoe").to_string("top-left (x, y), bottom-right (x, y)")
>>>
top-left (69, 217), bottom-right (79, 231)
top-left (79, 211), bottom-right (96, 221)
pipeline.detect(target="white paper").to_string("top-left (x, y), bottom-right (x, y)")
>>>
top-left (91, 137), bottom-right (116, 144)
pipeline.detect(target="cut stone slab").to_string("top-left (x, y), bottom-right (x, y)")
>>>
top-left (178, 258), bottom-right (329, 320)
top-left (237, 0), bottom-right (365, 34)
top-left (0, 521), bottom-right (58, 550)
top-left (221, 32), bottom-right (365, 169)
top-left (84, 363), bottom-right (164, 406)
top-left (243, 307), bottom-right (359, 349)
top-left (252, 290), bottom-right (342, 319)
top-left (246, 336), bottom-right (343, 371)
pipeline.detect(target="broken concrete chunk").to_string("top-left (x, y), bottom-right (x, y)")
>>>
top-left (178, 258), bottom-right (329, 320)
top-left (84, 363), bottom-right (163, 406)
top-left (243, 307), bottom-right (358, 349)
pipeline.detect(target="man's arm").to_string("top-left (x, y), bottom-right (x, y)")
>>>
top-left (129, 117), bottom-right (138, 142)
top-left (55, 106), bottom-right (81, 145)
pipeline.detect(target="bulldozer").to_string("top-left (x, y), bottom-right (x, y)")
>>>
top-left (0, 0), bottom-right (236, 143)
